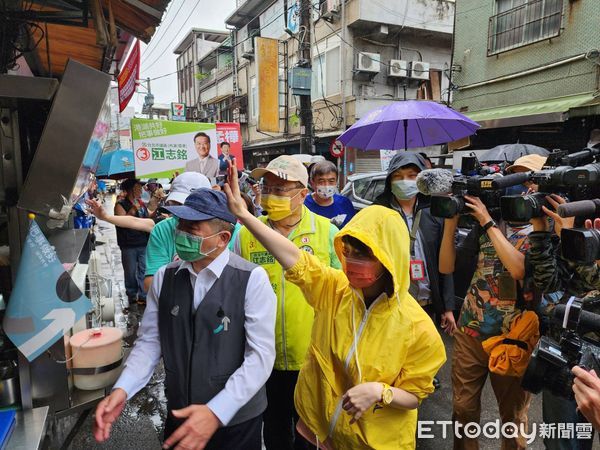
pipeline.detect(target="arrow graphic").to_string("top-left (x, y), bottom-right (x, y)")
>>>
top-left (19, 308), bottom-right (76, 359)
top-left (222, 316), bottom-right (230, 332)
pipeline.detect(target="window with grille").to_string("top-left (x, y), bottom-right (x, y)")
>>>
top-left (488, 0), bottom-right (562, 55)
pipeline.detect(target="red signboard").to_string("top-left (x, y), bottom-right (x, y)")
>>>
top-left (216, 123), bottom-right (244, 170)
top-left (117, 40), bottom-right (140, 112)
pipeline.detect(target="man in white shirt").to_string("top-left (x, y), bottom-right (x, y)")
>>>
top-left (93, 188), bottom-right (276, 450)
top-left (185, 132), bottom-right (219, 179)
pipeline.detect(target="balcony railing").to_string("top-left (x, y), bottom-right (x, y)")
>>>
top-left (488, 0), bottom-right (563, 56)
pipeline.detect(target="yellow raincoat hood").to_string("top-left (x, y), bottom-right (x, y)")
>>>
top-left (285, 205), bottom-right (446, 449)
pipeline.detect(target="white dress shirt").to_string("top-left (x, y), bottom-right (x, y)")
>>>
top-left (113, 249), bottom-right (276, 426)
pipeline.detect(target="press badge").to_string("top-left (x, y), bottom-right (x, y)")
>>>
top-left (410, 260), bottom-right (425, 281)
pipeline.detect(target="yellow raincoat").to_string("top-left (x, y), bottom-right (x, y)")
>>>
top-left (285, 205), bottom-right (446, 449)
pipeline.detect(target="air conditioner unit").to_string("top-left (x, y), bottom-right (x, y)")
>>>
top-left (321, 0), bottom-right (340, 20)
top-left (388, 59), bottom-right (409, 78)
top-left (199, 110), bottom-right (208, 120)
top-left (242, 37), bottom-right (255, 58)
top-left (410, 61), bottom-right (430, 80)
top-left (356, 52), bottom-right (380, 73)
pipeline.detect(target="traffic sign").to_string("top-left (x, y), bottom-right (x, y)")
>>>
top-left (329, 140), bottom-right (345, 158)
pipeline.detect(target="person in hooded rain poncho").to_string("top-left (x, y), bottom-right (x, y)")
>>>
top-left (224, 163), bottom-right (446, 449)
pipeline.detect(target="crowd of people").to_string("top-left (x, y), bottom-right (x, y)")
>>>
top-left (87, 151), bottom-right (600, 450)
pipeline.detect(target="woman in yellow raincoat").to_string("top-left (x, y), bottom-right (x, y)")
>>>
top-left (224, 165), bottom-right (446, 449)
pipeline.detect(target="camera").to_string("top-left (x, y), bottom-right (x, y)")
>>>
top-left (561, 227), bottom-right (600, 264)
top-left (499, 147), bottom-right (600, 222)
top-left (430, 155), bottom-right (526, 219)
top-left (522, 298), bottom-right (600, 399)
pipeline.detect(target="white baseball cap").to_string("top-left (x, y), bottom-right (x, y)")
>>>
top-left (166, 172), bottom-right (211, 204)
top-left (251, 155), bottom-right (309, 187)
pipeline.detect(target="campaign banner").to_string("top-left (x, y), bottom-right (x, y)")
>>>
top-left (216, 122), bottom-right (244, 172)
top-left (117, 41), bottom-right (140, 113)
top-left (133, 119), bottom-right (248, 179)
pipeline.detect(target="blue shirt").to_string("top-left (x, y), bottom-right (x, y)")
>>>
top-left (304, 193), bottom-right (356, 228)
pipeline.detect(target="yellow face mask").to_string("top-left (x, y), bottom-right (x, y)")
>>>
top-left (261, 192), bottom-right (301, 221)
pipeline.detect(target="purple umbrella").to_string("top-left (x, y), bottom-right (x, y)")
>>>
top-left (338, 100), bottom-right (480, 150)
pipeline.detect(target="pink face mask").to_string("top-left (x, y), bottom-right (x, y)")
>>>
top-left (344, 257), bottom-right (384, 289)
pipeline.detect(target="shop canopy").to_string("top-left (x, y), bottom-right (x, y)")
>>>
top-left (467, 92), bottom-right (600, 129)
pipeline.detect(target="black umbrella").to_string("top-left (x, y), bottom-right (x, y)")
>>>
top-left (479, 144), bottom-right (549, 163)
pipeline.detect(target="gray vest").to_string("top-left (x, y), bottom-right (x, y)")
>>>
top-left (158, 254), bottom-right (267, 429)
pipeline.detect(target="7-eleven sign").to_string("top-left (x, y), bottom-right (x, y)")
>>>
top-left (171, 102), bottom-right (186, 121)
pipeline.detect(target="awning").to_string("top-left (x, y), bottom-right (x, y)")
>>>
top-left (204, 94), bottom-right (233, 105)
top-left (467, 93), bottom-right (600, 129)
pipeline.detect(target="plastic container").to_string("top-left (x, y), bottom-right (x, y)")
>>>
top-left (69, 327), bottom-right (123, 390)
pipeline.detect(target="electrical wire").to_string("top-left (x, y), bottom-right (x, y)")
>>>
top-left (141, 0), bottom-right (187, 60)
top-left (142, 0), bottom-right (204, 72)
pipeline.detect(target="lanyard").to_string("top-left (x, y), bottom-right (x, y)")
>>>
top-left (409, 210), bottom-right (422, 256)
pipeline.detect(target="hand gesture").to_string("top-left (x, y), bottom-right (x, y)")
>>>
top-left (464, 195), bottom-right (492, 227)
top-left (93, 388), bottom-right (127, 442)
top-left (541, 194), bottom-right (575, 237)
top-left (223, 161), bottom-right (250, 218)
top-left (572, 366), bottom-right (600, 430)
top-left (440, 311), bottom-right (458, 336)
top-left (162, 405), bottom-right (220, 450)
top-left (86, 198), bottom-right (108, 220)
top-left (342, 382), bottom-right (382, 424)
top-left (585, 218), bottom-right (600, 230)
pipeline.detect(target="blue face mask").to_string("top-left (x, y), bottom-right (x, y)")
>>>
top-left (391, 180), bottom-right (419, 200)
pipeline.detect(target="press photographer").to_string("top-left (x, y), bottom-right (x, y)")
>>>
top-left (438, 154), bottom-right (547, 449)
top-left (525, 193), bottom-right (600, 448)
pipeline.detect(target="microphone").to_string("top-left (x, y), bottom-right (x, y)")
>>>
top-left (554, 304), bottom-right (600, 334)
top-left (557, 199), bottom-right (600, 218)
top-left (416, 169), bottom-right (454, 195)
top-left (489, 172), bottom-right (531, 189)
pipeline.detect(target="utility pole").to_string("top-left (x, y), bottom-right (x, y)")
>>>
top-left (145, 77), bottom-right (154, 119)
top-left (298, 0), bottom-right (313, 154)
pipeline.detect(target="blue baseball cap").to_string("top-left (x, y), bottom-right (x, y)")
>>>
top-left (164, 188), bottom-right (236, 224)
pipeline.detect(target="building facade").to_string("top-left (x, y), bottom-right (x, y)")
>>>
top-left (220, 0), bottom-right (454, 172)
top-left (174, 28), bottom-right (230, 118)
top-left (452, 0), bottom-right (600, 151)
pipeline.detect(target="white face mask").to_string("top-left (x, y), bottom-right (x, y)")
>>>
top-left (316, 185), bottom-right (337, 200)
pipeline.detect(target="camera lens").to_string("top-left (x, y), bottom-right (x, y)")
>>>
top-left (431, 195), bottom-right (465, 218)
top-left (500, 193), bottom-right (547, 222)
top-left (561, 228), bottom-right (600, 264)
top-left (563, 163), bottom-right (600, 186)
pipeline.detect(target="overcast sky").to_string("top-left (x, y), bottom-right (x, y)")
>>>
top-left (130, 0), bottom-right (236, 112)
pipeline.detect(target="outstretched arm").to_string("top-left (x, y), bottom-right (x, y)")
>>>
top-left (87, 199), bottom-right (155, 233)
top-left (223, 163), bottom-right (300, 270)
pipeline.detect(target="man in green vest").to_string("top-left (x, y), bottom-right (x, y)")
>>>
top-left (233, 155), bottom-right (340, 450)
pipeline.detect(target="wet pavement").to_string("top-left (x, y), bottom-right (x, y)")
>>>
top-left (58, 197), bottom-right (552, 449)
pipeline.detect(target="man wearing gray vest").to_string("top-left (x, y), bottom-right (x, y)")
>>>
top-left (93, 189), bottom-right (276, 450)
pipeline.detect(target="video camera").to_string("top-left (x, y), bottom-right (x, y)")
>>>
top-left (522, 297), bottom-right (600, 399)
top-left (500, 147), bottom-right (600, 222)
top-left (430, 154), bottom-right (529, 219)
top-left (554, 198), bottom-right (600, 263)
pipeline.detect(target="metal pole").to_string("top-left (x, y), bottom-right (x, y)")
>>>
top-left (299, 0), bottom-right (313, 154)
top-left (147, 77), bottom-right (153, 119)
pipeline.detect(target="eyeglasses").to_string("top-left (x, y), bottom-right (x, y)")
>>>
top-left (259, 184), bottom-right (302, 196)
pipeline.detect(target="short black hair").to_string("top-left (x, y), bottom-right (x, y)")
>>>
top-left (194, 132), bottom-right (211, 145)
top-left (341, 235), bottom-right (372, 258)
top-left (310, 160), bottom-right (338, 180)
top-left (220, 141), bottom-right (230, 148)
top-left (120, 178), bottom-right (141, 193)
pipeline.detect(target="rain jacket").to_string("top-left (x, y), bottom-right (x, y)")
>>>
top-left (285, 205), bottom-right (446, 449)
top-left (482, 310), bottom-right (540, 377)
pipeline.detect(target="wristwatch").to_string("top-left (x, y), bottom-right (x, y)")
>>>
top-left (482, 219), bottom-right (497, 232)
top-left (380, 383), bottom-right (393, 406)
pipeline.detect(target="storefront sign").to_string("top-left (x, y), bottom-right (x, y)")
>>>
top-left (255, 37), bottom-right (279, 133)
